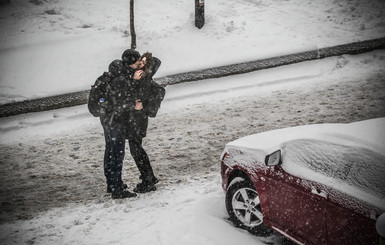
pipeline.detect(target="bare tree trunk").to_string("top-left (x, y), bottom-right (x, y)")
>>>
top-left (130, 0), bottom-right (136, 50)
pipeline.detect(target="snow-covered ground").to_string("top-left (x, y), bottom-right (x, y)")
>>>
top-left (1, 50), bottom-right (385, 244)
top-left (1, 0), bottom-right (385, 244)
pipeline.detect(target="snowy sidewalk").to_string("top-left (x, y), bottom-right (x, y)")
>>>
top-left (0, 37), bottom-right (384, 117)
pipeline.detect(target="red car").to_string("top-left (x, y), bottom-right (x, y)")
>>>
top-left (221, 118), bottom-right (385, 245)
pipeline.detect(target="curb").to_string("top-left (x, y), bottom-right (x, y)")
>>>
top-left (1, 37), bottom-right (384, 118)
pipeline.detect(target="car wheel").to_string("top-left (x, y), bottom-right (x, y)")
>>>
top-left (225, 178), bottom-right (271, 235)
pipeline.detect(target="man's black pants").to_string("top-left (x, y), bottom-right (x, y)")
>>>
top-left (101, 119), bottom-right (126, 192)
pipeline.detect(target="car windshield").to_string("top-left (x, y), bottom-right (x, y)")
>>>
top-left (346, 147), bottom-right (385, 198)
top-left (282, 139), bottom-right (385, 199)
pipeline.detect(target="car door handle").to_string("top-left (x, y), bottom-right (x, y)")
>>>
top-left (370, 210), bottom-right (377, 220)
top-left (311, 187), bottom-right (328, 199)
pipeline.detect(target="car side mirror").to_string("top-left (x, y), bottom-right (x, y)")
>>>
top-left (265, 150), bottom-right (282, 166)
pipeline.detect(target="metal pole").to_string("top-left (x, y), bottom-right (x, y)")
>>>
top-left (195, 0), bottom-right (205, 29)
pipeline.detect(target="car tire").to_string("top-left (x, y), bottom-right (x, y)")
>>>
top-left (225, 178), bottom-right (272, 236)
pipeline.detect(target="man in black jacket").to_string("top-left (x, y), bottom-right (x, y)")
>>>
top-left (101, 50), bottom-right (160, 198)
top-left (101, 50), bottom-right (144, 199)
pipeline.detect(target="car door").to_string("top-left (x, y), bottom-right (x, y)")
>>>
top-left (267, 165), bottom-right (327, 245)
top-left (325, 148), bottom-right (385, 245)
top-left (325, 190), bottom-right (379, 245)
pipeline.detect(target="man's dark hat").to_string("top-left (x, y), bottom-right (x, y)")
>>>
top-left (122, 49), bottom-right (141, 65)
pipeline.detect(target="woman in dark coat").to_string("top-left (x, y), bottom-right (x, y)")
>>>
top-left (126, 52), bottom-right (162, 193)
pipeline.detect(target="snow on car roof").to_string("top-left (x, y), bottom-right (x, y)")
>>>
top-left (226, 117), bottom-right (385, 157)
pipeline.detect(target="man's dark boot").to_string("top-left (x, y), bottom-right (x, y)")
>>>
top-left (111, 189), bottom-right (137, 199)
top-left (107, 183), bottom-right (128, 193)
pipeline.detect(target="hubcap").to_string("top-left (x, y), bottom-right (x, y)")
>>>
top-left (232, 187), bottom-right (263, 227)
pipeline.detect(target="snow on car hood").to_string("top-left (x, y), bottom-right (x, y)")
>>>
top-left (224, 117), bottom-right (385, 210)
